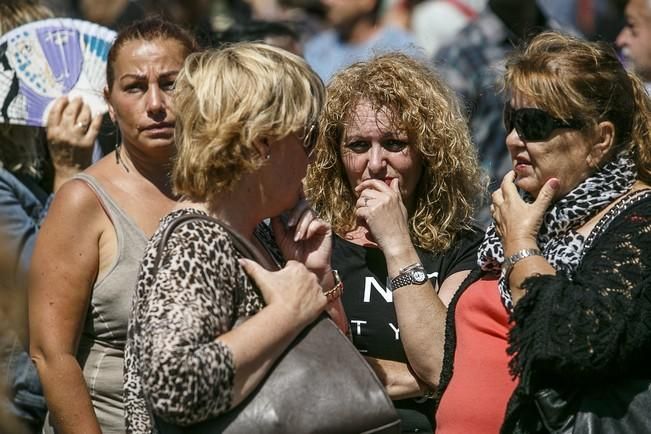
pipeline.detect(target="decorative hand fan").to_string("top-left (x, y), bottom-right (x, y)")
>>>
top-left (0, 18), bottom-right (116, 126)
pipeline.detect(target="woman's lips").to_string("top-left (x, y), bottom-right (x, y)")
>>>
top-left (514, 158), bottom-right (531, 173)
top-left (383, 177), bottom-right (395, 186)
top-left (141, 122), bottom-right (174, 138)
top-left (141, 122), bottom-right (174, 135)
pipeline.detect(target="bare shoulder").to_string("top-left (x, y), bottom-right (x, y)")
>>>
top-left (44, 177), bottom-right (106, 236)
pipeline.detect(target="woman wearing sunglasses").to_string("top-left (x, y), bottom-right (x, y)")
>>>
top-left (305, 53), bottom-right (484, 433)
top-left (432, 31), bottom-right (651, 433)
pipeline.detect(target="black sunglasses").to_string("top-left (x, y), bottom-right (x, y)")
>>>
top-left (503, 104), bottom-right (582, 142)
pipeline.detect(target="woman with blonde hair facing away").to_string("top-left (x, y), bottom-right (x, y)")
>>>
top-left (29, 18), bottom-right (197, 434)
top-left (305, 53), bottom-right (484, 433)
top-left (124, 43), bottom-right (339, 433)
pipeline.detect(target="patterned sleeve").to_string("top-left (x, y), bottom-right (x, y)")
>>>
top-left (508, 199), bottom-right (651, 388)
top-left (138, 219), bottom-right (243, 425)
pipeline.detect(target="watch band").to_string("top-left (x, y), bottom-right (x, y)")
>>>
top-left (390, 262), bottom-right (427, 291)
top-left (503, 248), bottom-right (543, 278)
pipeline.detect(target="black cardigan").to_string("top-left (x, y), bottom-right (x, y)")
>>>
top-left (502, 192), bottom-right (651, 433)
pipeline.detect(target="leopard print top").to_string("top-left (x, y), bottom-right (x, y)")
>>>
top-left (124, 208), bottom-right (278, 434)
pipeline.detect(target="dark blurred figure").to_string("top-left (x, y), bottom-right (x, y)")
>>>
top-left (140, 0), bottom-right (214, 46)
top-left (433, 0), bottom-right (571, 227)
top-left (213, 19), bottom-right (302, 54)
top-left (72, 0), bottom-right (146, 30)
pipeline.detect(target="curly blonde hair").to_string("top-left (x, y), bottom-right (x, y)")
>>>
top-left (173, 43), bottom-right (325, 201)
top-left (503, 31), bottom-right (651, 183)
top-left (305, 53), bottom-right (484, 252)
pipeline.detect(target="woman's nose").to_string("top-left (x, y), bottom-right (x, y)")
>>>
top-left (146, 86), bottom-right (165, 116)
top-left (367, 143), bottom-right (386, 174)
top-left (505, 127), bottom-right (522, 150)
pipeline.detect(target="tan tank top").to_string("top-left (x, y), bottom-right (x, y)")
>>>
top-left (43, 173), bottom-right (149, 434)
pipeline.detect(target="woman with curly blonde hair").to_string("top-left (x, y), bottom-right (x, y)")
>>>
top-left (305, 53), bottom-right (485, 433)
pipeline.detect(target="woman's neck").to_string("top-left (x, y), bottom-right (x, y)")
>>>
top-left (206, 184), bottom-right (266, 242)
top-left (117, 144), bottom-right (174, 198)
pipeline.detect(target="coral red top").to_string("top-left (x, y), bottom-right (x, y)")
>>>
top-left (435, 276), bottom-right (518, 434)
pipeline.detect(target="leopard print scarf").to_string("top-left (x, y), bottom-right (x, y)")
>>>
top-left (477, 149), bottom-right (637, 311)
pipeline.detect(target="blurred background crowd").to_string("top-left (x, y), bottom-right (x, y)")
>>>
top-left (1, 0), bottom-right (648, 433)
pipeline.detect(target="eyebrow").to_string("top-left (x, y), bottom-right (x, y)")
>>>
top-left (119, 70), bottom-right (179, 82)
top-left (345, 132), bottom-right (407, 141)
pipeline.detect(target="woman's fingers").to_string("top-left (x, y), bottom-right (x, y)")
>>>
top-left (239, 258), bottom-right (327, 322)
top-left (84, 115), bottom-right (103, 144)
top-left (47, 97), bottom-right (68, 127)
top-left (533, 178), bottom-right (559, 214)
top-left (500, 171), bottom-right (519, 198)
top-left (354, 178), bottom-right (393, 195)
top-left (63, 97), bottom-right (83, 125)
top-left (285, 197), bottom-right (311, 227)
top-left (293, 208), bottom-right (316, 241)
top-left (238, 258), bottom-right (267, 281)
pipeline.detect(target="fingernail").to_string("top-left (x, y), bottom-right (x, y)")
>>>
top-left (549, 178), bottom-right (560, 189)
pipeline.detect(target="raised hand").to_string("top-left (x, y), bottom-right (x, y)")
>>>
top-left (239, 258), bottom-right (327, 327)
top-left (492, 171), bottom-right (559, 253)
top-left (46, 96), bottom-right (102, 190)
top-left (354, 178), bottom-right (411, 257)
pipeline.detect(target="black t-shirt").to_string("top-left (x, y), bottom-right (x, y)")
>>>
top-left (332, 227), bottom-right (483, 430)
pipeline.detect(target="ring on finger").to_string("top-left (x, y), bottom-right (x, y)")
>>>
top-left (76, 121), bottom-right (89, 130)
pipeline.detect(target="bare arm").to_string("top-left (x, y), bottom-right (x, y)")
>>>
top-left (29, 180), bottom-right (104, 434)
top-left (355, 179), bottom-right (451, 389)
top-left (364, 357), bottom-right (428, 400)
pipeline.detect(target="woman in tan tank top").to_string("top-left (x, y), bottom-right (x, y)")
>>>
top-left (28, 19), bottom-right (197, 434)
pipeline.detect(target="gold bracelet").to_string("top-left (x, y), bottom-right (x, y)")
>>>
top-left (322, 269), bottom-right (344, 301)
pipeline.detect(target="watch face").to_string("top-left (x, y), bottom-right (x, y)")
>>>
top-left (412, 269), bottom-right (427, 284)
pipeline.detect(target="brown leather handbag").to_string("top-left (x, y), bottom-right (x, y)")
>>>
top-left (150, 213), bottom-right (401, 434)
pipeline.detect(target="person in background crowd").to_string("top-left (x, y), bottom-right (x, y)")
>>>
top-left (124, 42), bottom-right (336, 434)
top-left (1, 103), bottom-right (100, 434)
top-left (411, 0), bottom-right (485, 57)
top-left (212, 19), bottom-right (303, 54)
top-left (305, 52), bottom-right (484, 433)
top-left (0, 2), bottom-right (102, 433)
top-left (29, 18), bottom-right (197, 434)
top-left (493, 30), bottom-right (651, 434)
top-left (304, 0), bottom-right (421, 82)
top-left (72, 0), bottom-right (146, 31)
top-left (617, 0), bottom-right (651, 91)
top-left (434, 0), bottom-right (570, 227)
